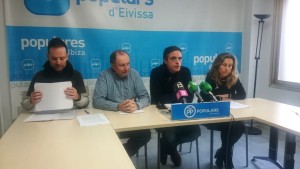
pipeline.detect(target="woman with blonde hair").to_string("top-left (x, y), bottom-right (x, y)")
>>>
top-left (201, 52), bottom-right (246, 169)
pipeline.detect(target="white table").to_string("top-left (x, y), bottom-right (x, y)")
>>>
top-left (0, 111), bottom-right (135, 169)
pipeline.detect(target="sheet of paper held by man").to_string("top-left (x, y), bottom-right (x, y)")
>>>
top-left (34, 81), bottom-right (73, 112)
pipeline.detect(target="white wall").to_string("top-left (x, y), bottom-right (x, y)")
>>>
top-left (243, 0), bottom-right (300, 107)
top-left (1, 0), bottom-right (300, 137)
top-left (240, 0), bottom-right (253, 96)
top-left (0, 0), bottom-right (4, 137)
top-left (0, 0), bottom-right (13, 137)
top-left (0, 89), bottom-right (3, 138)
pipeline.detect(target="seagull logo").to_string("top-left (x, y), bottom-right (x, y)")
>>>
top-left (22, 59), bottom-right (34, 70)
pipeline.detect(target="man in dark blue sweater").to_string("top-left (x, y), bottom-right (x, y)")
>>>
top-left (150, 46), bottom-right (201, 167)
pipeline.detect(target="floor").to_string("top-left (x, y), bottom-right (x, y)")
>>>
top-left (130, 122), bottom-right (300, 169)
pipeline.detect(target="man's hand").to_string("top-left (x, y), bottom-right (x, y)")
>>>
top-left (117, 99), bottom-right (138, 113)
top-left (64, 87), bottom-right (80, 100)
top-left (30, 90), bottom-right (43, 105)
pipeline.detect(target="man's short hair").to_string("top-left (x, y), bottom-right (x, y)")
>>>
top-left (48, 37), bottom-right (68, 54)
top-left (110, 50), bottom-right (129, 64)
top-left (163, 46), bottom-right (182, 60)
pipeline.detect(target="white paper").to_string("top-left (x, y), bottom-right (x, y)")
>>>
top-left (24, 109), bottom-right (76, 122)
top-left (118, 109), bottom-right (144, 115)
top-left (164, 103), bottom-right (182, 110)
top-left (230, 101), bottom-right (250, 109)
top-left (34, 82), bottom-right (73, 112)
top-left (77, 114), bottom-right (110, 126)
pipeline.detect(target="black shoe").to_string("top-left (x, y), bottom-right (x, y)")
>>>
top-left (160, 146), bottom-right (167, 165)
top-left (170, 150), bottom-right (182, 167)
top-left (224, 159), bottom-right (234, 169)
top-left (224, 148), bottom-right (234, 169)
top-left (224, 164), bottom-right (234, 169)
top-left (160, 152), bottom-right (167, 165)
top-left (214, 148), bottom-right (224, 168)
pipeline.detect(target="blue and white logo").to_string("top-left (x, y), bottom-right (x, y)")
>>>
top-left (179, 44), bottom-right (188, 53)
top-left (171, 102), bottom-right (230, 120)
top-left (151, 59), bottom-right (160, 68)
top-left (24, 0), bottom-right (70, 16)
top-left (22, 59), bottom-right (34, 70)
top-left (91, 59), bottom-right (101, 69)
top-left (184, 105), bottom-right (197, 118)
top-left (225, 43), bottom-right (233, 52)
top-left (122, 43), bottom-right (131, 53)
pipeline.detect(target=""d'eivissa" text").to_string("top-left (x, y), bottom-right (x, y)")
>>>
top-left (109, 7), bottom-right (153, 19)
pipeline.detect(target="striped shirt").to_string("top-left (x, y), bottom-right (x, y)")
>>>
top-left (93, 68), bottom-right (150, 111)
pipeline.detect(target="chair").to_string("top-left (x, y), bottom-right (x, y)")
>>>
top-left (136, 144), bottom-right (148, 169)
top-left (178, 138), bottom-right (200, 169)
top-left (209, 126), bottom-right (249, 169)
top-left (119, 137), bottom-right (148, 169)
top-left (85, 85), bottom-right (90, 96)
top-left (179, 141), bottom-right (193, 153)
top-left (157, 129), bottom-right (200, 169)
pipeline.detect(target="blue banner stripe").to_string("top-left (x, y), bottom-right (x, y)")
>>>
top-left (7, 26), bottom-right (242, 81)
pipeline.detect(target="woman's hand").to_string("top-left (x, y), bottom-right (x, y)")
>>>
top-left (216, 94), bottom-right (231, 101)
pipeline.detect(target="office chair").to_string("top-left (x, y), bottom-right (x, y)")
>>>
top-left (157, 131), bottom-right (200, 169)
top-left (177, 136), bottom-right (201, 169)
top-left (120, 137), bottom-right (148, 169)
top-left (179, 141), bottom-right (193, 153)
top-left (136, 143), bottom-right (148, 169)
top-left (209, 125), bottom-right (249, 169)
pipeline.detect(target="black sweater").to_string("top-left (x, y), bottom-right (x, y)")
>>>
top-left (200, 73), bottom-right (246, 101)
top-left (26, 61), bottom-right (86, 96)
top-left (150, 64), bottom-right (194, 104)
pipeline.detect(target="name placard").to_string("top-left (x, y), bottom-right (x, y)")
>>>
top-left (171, 102), bottom-right (230, 120)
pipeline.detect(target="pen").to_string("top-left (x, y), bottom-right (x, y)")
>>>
top-left (84, 110), bottom-right (90, 114)
top-left (291, 110), bottom-right (300, 117)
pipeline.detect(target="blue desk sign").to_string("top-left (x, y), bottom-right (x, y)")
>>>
top-left (171, 102), bottom-right (230, 120)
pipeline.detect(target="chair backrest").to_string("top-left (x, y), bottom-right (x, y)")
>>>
top-left (21, 91), bottom-right (28, 100)
top-left (84, 85), bottom-right (90, 96)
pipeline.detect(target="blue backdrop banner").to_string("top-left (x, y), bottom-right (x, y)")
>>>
top-left (7, 26), bottom-right (242, 81)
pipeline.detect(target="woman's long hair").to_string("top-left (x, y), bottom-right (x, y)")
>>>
top-left (208, 52), bottom-right (238, 89)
